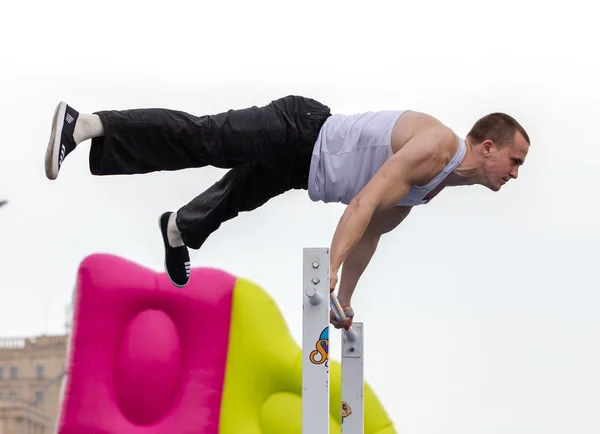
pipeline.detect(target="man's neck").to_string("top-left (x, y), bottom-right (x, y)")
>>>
top-left (442, 172), bottom-right (479, 187)
top-left (446, 137), bottom-right (482, 187)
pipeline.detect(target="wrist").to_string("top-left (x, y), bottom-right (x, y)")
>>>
top-left (337, 293), bottom-right (351, 306)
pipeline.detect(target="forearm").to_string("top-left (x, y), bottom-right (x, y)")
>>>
top-left (337, 232), bottom-right (380, 305)
top-left (329, 200), bottom-right (375, 276)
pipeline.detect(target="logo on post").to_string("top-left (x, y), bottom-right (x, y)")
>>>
top-left (309, 327), bottom-right (329, 366)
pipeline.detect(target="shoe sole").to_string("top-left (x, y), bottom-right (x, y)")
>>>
top-left (45, 101), bottom-right (67, 180)
top-left (158, 214), bottom-right (187, 288)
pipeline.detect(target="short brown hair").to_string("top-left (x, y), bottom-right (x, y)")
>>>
top-left (467, 113), bottom-right (530, 147)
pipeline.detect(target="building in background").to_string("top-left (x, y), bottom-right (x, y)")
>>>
top-left (0, 334), bottom-right (68, 434)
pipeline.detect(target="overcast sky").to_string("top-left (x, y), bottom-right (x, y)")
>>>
top-left (1, 0), bottom-right (599, 433)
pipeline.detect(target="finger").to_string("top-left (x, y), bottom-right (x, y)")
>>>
top-left (330, 314), bottom-right (344, 326)
top-left (329, 315), bottom-right (343, 327)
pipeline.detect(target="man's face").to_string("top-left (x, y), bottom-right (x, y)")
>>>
top-left (482, 133), bottom-right (529, 191)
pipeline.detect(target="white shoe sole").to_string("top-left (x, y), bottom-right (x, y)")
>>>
top-left (45, 101), bottom-right (67, 180)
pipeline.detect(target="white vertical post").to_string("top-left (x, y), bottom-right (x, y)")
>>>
top-left (341, 322), bottom-right (364, 433)
top-left (302, 247), bottom-right (331, 434)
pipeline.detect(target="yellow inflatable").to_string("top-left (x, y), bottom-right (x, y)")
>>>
top-left (221, 277), bottom-right (397, 434)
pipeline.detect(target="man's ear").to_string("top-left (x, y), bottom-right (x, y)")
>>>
top-left (481, 139), bottom-right (495, 157)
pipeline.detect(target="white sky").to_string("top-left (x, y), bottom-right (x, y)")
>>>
top-left (1, 0), bottom-right (599, 432)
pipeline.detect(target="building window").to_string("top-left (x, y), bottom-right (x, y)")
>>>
top-left (36, 364), bottom-right (44, 379)
top-left (10, 366), bottom-right (18, 379)
top-left (0, 366), bottom-right (3, 380)
top-left (9, 391), bottom-right (17, 401)
top-left (36, 391), bottom-right (44, 404)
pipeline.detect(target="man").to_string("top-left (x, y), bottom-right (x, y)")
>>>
top-left (44, 95), bottom-right (530, 330)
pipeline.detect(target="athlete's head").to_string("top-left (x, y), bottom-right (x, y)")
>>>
top-left (467, 112), bottom-right (530, 191)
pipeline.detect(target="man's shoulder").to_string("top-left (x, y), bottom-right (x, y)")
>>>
top-left (410, 122), bottom-right (458, 158)
top-left (436, 125), bottom-right (460, 153)
top-left (394, 110), bottom-right (456, 143)
top-left (416, 119), bottom-right (459, 158)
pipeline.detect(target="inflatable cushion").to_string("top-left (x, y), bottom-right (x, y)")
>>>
top-left (56, 254), bottom-right (396, 433)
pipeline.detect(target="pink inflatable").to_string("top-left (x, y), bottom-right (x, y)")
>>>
top-left (56, 253), bottom-right (235, 433)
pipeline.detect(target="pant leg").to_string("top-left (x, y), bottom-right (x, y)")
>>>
top-left (175, 162), bottom-right (294, 249)
top-left (89, 108), bottom-right (232, 175)
top-left (88, 95), bottom-right (331, 177)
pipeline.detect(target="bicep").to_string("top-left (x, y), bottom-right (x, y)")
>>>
top-left (353, 129), bottom-right (451, 211)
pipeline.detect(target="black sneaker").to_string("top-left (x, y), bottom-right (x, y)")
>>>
top-left (159, 212), bottom-right (191, 287)
top-left (45, 101), bottom-right (79, 180)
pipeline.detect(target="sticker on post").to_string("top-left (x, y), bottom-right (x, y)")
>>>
top-left (309, 327), bottom-right (329, 366)
top-left (341, 401), bottom-right (352, 423)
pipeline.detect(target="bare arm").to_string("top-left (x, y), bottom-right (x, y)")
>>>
top-left (337, 206), bottom-right (412, 305)
top-left (329, 126), bottom-right (455, 288)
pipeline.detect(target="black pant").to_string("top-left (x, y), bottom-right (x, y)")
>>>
top-left (89, 95), bottom-right (332, 249)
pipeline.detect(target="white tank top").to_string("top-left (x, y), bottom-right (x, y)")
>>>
top-left (307, 111), bottom-right (466, 206)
